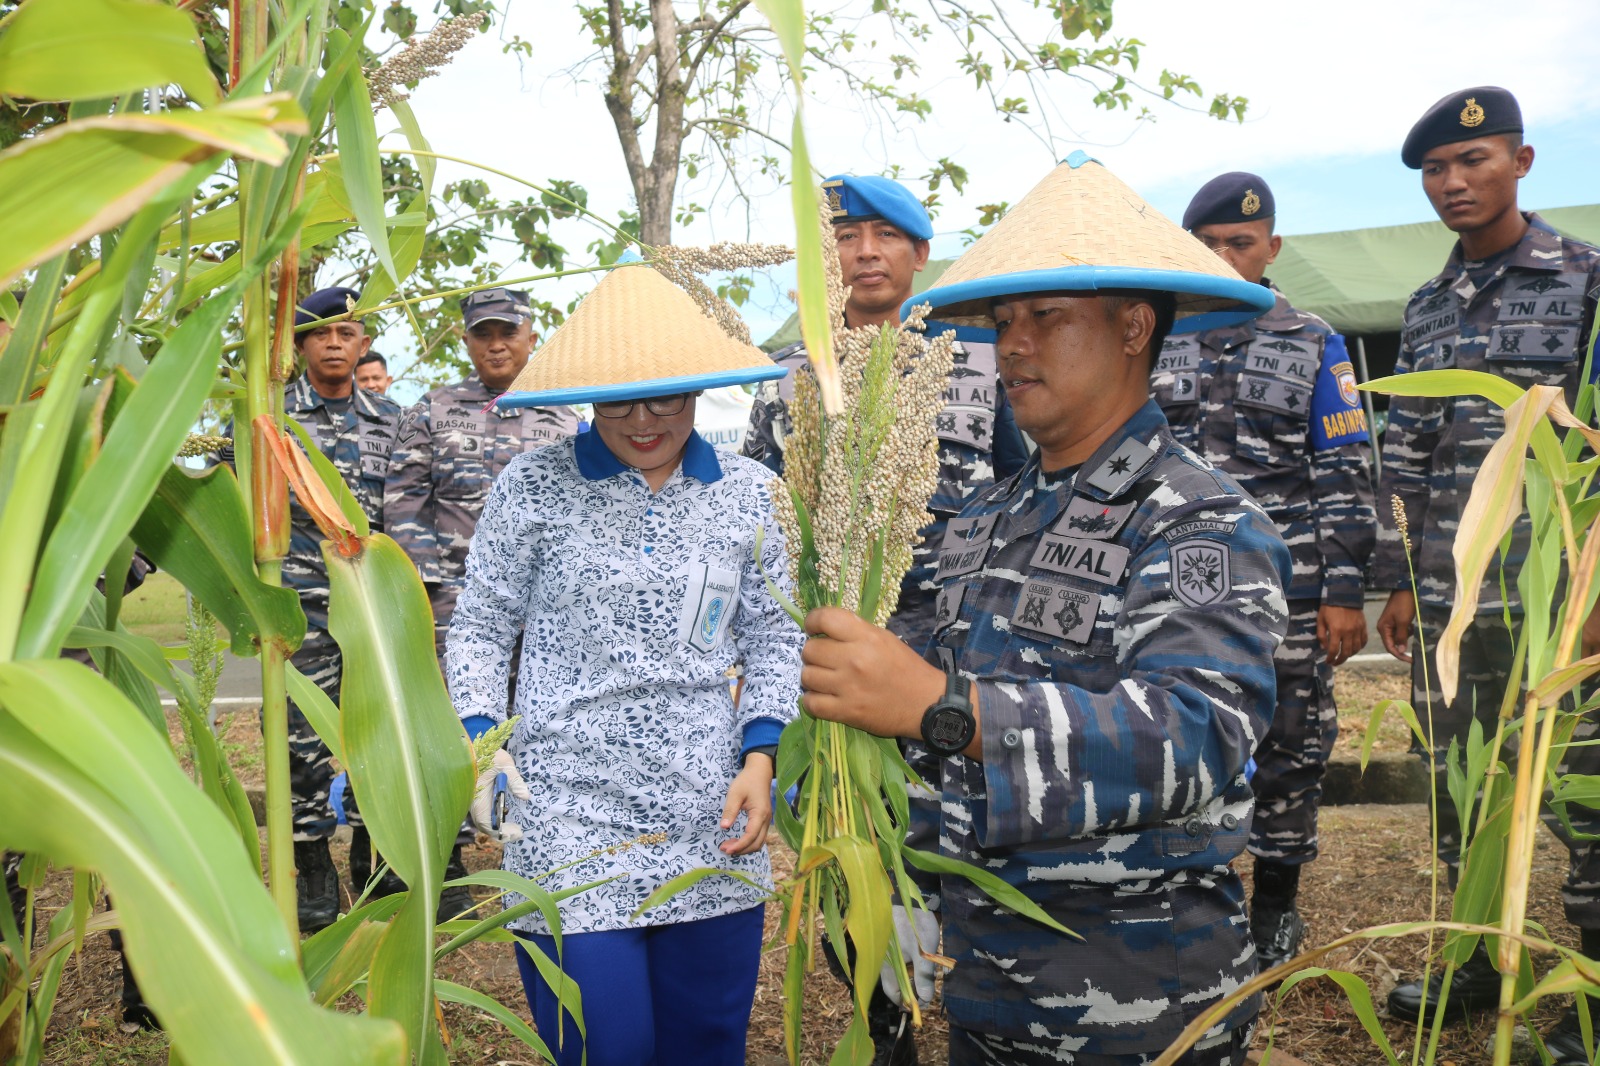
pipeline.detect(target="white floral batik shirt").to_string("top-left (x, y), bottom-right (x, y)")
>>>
top-left (447, 429), bottom-right (802, 933)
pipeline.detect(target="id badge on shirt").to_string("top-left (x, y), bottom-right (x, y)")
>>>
top-left (680, 563), bottom-right (739, 653)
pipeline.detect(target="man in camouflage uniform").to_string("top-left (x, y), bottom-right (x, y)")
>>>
top-left (386, 287), bottom-right (579, 656)
top-left (803, 271), bottom-right (1290, 1061)
top-left (1157, 172), bottom-right (1377, 969)
top-left (1374, 87), bottom-right (1600, 1062)
top-left (743, 174), bottom-right (1026, 1063)
top-left (385, 287), bottom-right (578, 920)
top-left (271, 286), bottom-right (403, 931)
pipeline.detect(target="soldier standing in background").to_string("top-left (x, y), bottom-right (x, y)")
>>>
top-left (742, 174), bottom-right (1027, 1064)
top-left (1374, 87), bottom-right (1600, 1063)
top-left (268, 286), bottom-right (403, 932)
top-left (355, 350), bottom-right (392, 394)
top-left (385, 286), bottom-right (579, 919)
top-left (1160, 172), bottom-right (1377, 971)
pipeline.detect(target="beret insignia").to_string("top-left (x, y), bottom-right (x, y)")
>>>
top-left (1460, 97), bottom-right (1485, 128)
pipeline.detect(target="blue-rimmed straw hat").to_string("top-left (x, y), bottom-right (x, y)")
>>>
top-left (496, 261), bottom-right (785, 410)
top-left (906, 151), bottom-right (1273, 337)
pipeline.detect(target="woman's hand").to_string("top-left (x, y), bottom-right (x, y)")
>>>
top-left (719, 753), bottom-right (774, 856)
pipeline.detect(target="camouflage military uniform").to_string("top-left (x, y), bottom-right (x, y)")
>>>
top-left (743, 337), bottom-right (1029, 652)
top-left (916, 399), bottom-right (1290, 1062)
top-left (1153, 286), bottom-right (1376, 864)
top-left (1374, 214), bottom-right (1600, 924)
top-left (279, 376), bottom-right (402, 839)
top-left (384, 375), bottom-right (579, 654)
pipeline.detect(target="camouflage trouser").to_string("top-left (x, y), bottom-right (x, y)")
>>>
top-left (1412, 607), bottom-right (1600, 927)
top-left (282, 626), bottom-right (361, 840)
top-left (1247, 600), bottom-right (1336, 865)
top-left (948, 1022), bottom-right (1252, 1065)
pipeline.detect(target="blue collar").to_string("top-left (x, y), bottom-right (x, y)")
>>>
top-left (574, 426), bottom-right (723, 484)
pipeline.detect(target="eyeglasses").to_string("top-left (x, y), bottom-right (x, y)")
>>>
top-left (593, 394), bottom-right (691, 418)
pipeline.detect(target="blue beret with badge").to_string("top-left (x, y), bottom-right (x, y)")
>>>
top-left (1401, 86), bottom-right (1522, 169)
top-left (821, 174), bottom-right (934, 241)
top-left (294, 286), bottom-right (361, 329)
top-left (1182, 172), bottom-right (1275, 230)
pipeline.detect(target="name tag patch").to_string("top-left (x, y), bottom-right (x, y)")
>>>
top-left (934, 584), bottom-right (965, 631)
top-left (1170, 540), bottom-right (1232, 608)
top-left (1055, 497), bottom-right (1135, 540)
top-left (1487, 324), bottom-right (1578, 361)
top-left (1029, 533), bottom-right (1130, 582)
top-left (1157, 336), bottom-right (1198, 372)
top-left (680, 564), bottom-right (739, 653)
top-left (1236, 373), bottom-right (1311, 416)
top-left (1405, 292), bottom-right (1460, 348)
top-left (1244, 338), bottom-right (1318, 382)
top-left (1160, 517), bottom-right (1239, 543)
top-left (1011, 578), bottom-right (1099, 644)
top-left (359, 422), bottom-right (397, 479)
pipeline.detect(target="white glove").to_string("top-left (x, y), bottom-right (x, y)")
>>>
top-left (879, 905), bottom-right (939, 1007)
top-left (469, 749), bottom-right (531, 844)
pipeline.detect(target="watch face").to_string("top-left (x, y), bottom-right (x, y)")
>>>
top-left (928, 707), bottom-right (968, 750)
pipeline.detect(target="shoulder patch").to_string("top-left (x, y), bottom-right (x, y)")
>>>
top-left (1170, 540), bottom-right (1232, 607)
top-left (1084, 437), bottom-right (1156, 496)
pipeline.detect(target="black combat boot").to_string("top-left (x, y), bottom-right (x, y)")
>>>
top-left (1386, 940), bottom-right (1502, 1024)
top-left (1250, 860), bottom-right (1307, 975)
top-left (1543, 1004), bottom-right (1595, 1066)
top-left (865, 985), bottom-right (918, 1066)
top-left (436, 844), bottom-right (474, 926)
top-left (348, 827), bottom-right (407, 904)
top-left (294, 838), bottom-right (340, 933)
top-left (109, 926), bottom-right (160, 1031)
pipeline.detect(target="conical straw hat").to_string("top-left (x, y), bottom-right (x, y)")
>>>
top-left (496, 261), bottom-right (784, 409)
top-left (907, 151), bottom-right (1273, 336)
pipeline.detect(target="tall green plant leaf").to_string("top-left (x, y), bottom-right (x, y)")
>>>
top-left (0, 662), bottom-right (407, 1063)
top-left (0, 0), bottom-right (221, 105)
top-left (131, 462), bottom-right (306, 658)
top-left (324, 533), bottom-right (475, 1057)
top-left (19, 277), bottom-right (241, 659)
top-left (329, 30), bottom-right (398, 286)
top-left (0, 97), bottom-right (304, 289)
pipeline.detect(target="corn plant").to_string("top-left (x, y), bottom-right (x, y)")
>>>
top-left (0, 0), bottom-right (605, 1060)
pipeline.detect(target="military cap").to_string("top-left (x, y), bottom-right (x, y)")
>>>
top-left (462, 287), bottom-right (533, 328)
top-left (821, 174), bottom-right (934, 241)
top-left (1183, 172), bottom-right (1275, 230)
top-left (1402, 86), bottom-right (1522, 169)
top-left (294, 286), bottom-right (361, 329)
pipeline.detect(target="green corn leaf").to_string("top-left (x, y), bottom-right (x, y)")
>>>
top-left (330, 29), bottom-right (398, 288)
top-left (434, 979), bottom-right (560, 1062)
top-left (0, 0), bottom-right (221, 105)
top-left (802, 836), bottom-right (894, 1025)
top-left (0, 663), bottom-right (406, 1064)
top-left (285, 661), bottom-right (345, 766)
top-left (1275, 968), bottom-right (1399, 1065)
top-left (324, 533), bottom-right (475, 1056)
top-left (0, 253), bottom-right (66, 408)
top-left (782, 933), bottom-right (805, 1063)
top-left (131, 463), bottom-right (306, 659)
top-left (0, 98), bottom-right (303, 290)
top-left (511, 933), bottom-right (590, 1054)
top-left (754, 522), bottom-right (805, 626)
top-left (18, 276), bottom-right (242, 660)
top-left (856, 533), bottom-right (886, 622)
top-left (284, 416), bottom-right (371, 536)
top-left (310, 919), bottom-right (388, 1006)
top-left (360, 98), bottom-right (434, 311)
top-left (902, 844), bottom-right (1077, 937)
top-left (175, 220), bottom-right (355, 306)
top-left (301, 894), bottom-right (406, 996)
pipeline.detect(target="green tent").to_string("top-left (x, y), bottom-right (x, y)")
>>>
top-left (759, 205), bottom-right (1600, 350)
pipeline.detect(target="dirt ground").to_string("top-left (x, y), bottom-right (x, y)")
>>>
top-left (22, 664), bottom-right (1590, 1065)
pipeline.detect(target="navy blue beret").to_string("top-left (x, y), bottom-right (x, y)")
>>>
top-left (1183, 172), bottom-right (1274, 230)
top-left (1402, 86), bottom-right (1522, 169)
top-left (821, 174), bottom-right (933, 241)
top-left (294, 286), bottom-right (361, 329)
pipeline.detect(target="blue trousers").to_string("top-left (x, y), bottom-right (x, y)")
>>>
top-left (513, 904), bottom-right (765, 1066)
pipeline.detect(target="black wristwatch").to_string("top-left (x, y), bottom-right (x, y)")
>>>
top-left (920, 670), bottom-right (976, 757)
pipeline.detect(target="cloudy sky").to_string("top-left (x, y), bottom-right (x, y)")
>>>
top-left (390, 0), bottom-right (1600, 355)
